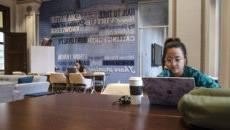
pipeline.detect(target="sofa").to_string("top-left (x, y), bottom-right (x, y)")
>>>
top-left (0, 82), bottom-right (19, 103)
top-left (0, 75), bottom-right (50, 103)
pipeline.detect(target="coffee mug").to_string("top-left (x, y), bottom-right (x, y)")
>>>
top-left (129, 77), bottom-right (143, 105)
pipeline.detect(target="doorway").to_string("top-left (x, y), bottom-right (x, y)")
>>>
top-left (138, 1), bottom-right (168, 77)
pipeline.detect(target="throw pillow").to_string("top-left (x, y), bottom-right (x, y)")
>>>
top-left (18, 76), bottom-right (34, 84)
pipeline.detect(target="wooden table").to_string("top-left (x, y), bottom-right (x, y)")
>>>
top-left (0, 94), bottom-right (190, 130)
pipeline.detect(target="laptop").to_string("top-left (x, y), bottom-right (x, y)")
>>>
top-left (67, 67), bottom-right (77, 73)
top-left (142, 77), bottom-right (195, 106)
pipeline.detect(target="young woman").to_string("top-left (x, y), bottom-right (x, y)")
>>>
top-left (158, 38), bottom-right (220, 88)
top-left (75, 60), bottom-right (86, 73)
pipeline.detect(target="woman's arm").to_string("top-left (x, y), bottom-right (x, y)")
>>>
top-left (192, 70), bottom-right (220, 88)
top-left (157, 69), bottom-right (170, 77)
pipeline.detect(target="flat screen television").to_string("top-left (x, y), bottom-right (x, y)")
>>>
top-left (151, 43), bottom-right (162, 66)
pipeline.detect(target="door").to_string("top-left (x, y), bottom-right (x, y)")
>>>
top-left (5, 32), bottom-right (27, 74)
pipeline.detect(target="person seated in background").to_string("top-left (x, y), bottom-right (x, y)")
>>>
top-left (41, 37), bottom-right (52, 46)
top-left (158, 38), bottom-right (220, 88)
top-left (75, 59), bottom-right (86, 73)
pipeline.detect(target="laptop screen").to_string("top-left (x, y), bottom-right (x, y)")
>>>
top-left (67, 67), bottom-right (77, 73)
top-left (142, 77), bottom-right (195, 106)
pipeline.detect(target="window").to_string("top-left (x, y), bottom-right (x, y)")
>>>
top-left (0, 5), bottom-right (10, 71)
top-left (0, 11), bottom-right (5, 70)
top-left (0, 11), bottom-right (4, 70)
top-left (0, 32), bottom-right (4, 70)
top-left (0, 11), bottom-right (2, 28)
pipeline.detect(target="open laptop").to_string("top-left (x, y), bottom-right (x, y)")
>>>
top-left (142, 77), bottom-right (195, 106)
top-left (67, 67), bottom-right (77, 73)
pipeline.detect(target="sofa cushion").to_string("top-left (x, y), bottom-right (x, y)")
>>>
top-left (33, 76), bottom-right (47, 82)
top-left (0, 75), bottom-right (47, 83)
top-left (15, 82), bottom-right (50, 95)
top-left (18, 76), bottom-right (34, 84)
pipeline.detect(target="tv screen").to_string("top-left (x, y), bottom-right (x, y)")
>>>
top-left (151, 43), bottom-right (162, 66)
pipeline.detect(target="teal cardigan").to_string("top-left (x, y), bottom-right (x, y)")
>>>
top-left (158, 66), bottom-right (220, 88)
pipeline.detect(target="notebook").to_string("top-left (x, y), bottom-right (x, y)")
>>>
top-left (142, 77), bottom-right (195, 106)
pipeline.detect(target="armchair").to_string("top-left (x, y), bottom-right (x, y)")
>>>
top-left (49, 73), bottom-right (68, 93)
top-left (68, 73), bottom-right (93, 93)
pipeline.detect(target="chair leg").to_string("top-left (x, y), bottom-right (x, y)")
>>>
top-left (52, 85), bottom-right (59, 94)
top-left (73, 86), bottom-right (80, 92)
top-left (83, 87), bottom-right (87, 93)
top-left (56, 88), bottom-right (58, 93)
top-left (54, 87), bottom-right (58, 94)
top-left (100, 85), bottom-right (105, 93)
top-left (91, 87), bottom-right (96, 94)
top-left (69, 86), bottom-right (73, 92)
top-left (52, 84), bottom-right (54, 92)
top-left (72, 86), bottom-right (76, 92)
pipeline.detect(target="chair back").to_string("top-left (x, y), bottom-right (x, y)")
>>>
top-left (49, 73), bottom-right (67, 84)
top-left (93, 72), bottom-right (106, 82)
top-left (28, 72), bottom-right (40, 76)
top-left (93, 71), bottom-right (105, 78)
top-left (68, 73), bottom-right (85, 84)
top-left (12, 71), bottom-right (26, 75)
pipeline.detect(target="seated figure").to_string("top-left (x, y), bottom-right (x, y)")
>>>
top-left (75, 59), bottom-right (86, 73)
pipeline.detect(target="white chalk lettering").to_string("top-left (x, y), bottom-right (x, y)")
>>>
top-left (57, 54), bottom-right (72, 60)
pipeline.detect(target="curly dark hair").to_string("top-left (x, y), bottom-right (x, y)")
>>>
top-left (75, 60), bottom-right (85, 72)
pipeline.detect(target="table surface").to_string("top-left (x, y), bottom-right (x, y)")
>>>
top-left (0, 93), bottom-right (190, 130)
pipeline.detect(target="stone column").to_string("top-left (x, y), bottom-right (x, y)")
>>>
top-left (15, 0), bottom-right (42, 73)
top-left (15, 0), bottom-right (41, 47)
top-left (175, 0), bottom-right (202, 69)
top-left (219, 0), bottom-right (230, 88)
top-left (202, 0), bottom-right (220, 77)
